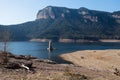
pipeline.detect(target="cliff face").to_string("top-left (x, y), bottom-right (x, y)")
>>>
top-left (36, 6), bottom-right (72, 20)
top-left (37, 6), bottom-right (55, 19)
top-left (112, 11), bottom-right (120, 24)
top-left (36, 6), bottom-right (120, 24)
top-left (35, 6), bottom-right (120, 40)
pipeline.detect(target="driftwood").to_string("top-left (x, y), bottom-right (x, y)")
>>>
top-left (20, 64), bottom-right (30, 70)
top-left (5, 62), bottom-right (33, 70)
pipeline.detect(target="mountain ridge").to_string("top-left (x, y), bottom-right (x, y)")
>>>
top-left (0, 6), bottom-right (120, 41)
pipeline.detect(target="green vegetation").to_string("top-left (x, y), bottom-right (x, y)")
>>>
top-left (0, 6), bottom-right (120, 41)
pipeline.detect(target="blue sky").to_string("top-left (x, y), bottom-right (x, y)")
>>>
top-left (0, 0), bottom-right (120, 25)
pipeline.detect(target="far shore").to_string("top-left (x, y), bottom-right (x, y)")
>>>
top-left (30, 38), bottom-right (120, 43)
top-left (99, 39), bottom-right (120, 42)
top-left (60, 49), bottom-right (120, 71)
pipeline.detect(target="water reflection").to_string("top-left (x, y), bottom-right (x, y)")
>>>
top-left (48, 49), bottom-right (52, 60)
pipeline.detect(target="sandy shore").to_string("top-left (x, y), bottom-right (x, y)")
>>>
top-left (60, 49), bottom-right (120, 71)
top-left (100, 39), bottom-right (120, 42)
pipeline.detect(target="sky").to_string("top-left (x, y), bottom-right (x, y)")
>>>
top-left (0, 0), bottom-right (120, 25)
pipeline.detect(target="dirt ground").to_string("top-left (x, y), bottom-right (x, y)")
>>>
top-left (0, 51), bottom-right (120, 80)
top-left (60, 49), bottom-right (120, 79)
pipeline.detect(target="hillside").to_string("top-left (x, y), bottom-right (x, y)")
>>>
top-left (0, 6), bottom-right (120, 41)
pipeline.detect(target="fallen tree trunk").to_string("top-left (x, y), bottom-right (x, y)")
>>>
top-left (20, 64), bottom-right (29, 70)
top-left (5, 62), bottom-right (32, 70)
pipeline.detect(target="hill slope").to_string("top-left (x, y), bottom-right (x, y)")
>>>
top-left (0, 6), bottom-right (120, 41)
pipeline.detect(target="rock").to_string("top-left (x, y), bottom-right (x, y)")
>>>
top-left (14, 55), bottom-right (25, 59)
top-left (34, 59), bottom-right (56, 64)
top-left (5, 62), bottom-right (21, 69)
top-left (43, 60), bottom-right (57, 64)
top-left (114, 68), bottom-right (120, 76)
top-left (24, 62), bottom-right (33, 68)
top-left (14, 55), bottom-right (37, 60)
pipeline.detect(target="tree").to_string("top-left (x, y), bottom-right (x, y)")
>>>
top-left (1, 30), bottom-right (10, 52)
top-left (0, 29), bottom-right (10, 64)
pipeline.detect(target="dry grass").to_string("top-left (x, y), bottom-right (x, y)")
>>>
top-left (63, 66), bottom-right (88, 80)
top-left (60, 50), bottom-right (120, 71)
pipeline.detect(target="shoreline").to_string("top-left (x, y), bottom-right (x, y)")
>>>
top-left (30, 38), bottom-right (120, 43)
top-left (0, 51), bottom-right (120, 79)
top-left (60, 49), bottom-right (120, 71)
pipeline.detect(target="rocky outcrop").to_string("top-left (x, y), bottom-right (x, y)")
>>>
top-left (36, 6), bottom-right (55, 19)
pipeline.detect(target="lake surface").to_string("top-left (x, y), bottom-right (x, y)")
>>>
top-left (0, 42), bottom-right (120, 63)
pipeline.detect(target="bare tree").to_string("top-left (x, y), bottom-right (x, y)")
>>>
top-left (2, 30), bottom-right (10, 52)
top-left (0, 29), bottom-right (10, 64)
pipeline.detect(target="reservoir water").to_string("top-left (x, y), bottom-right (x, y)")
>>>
top-left (0, 42), bottom-right (120, 63)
